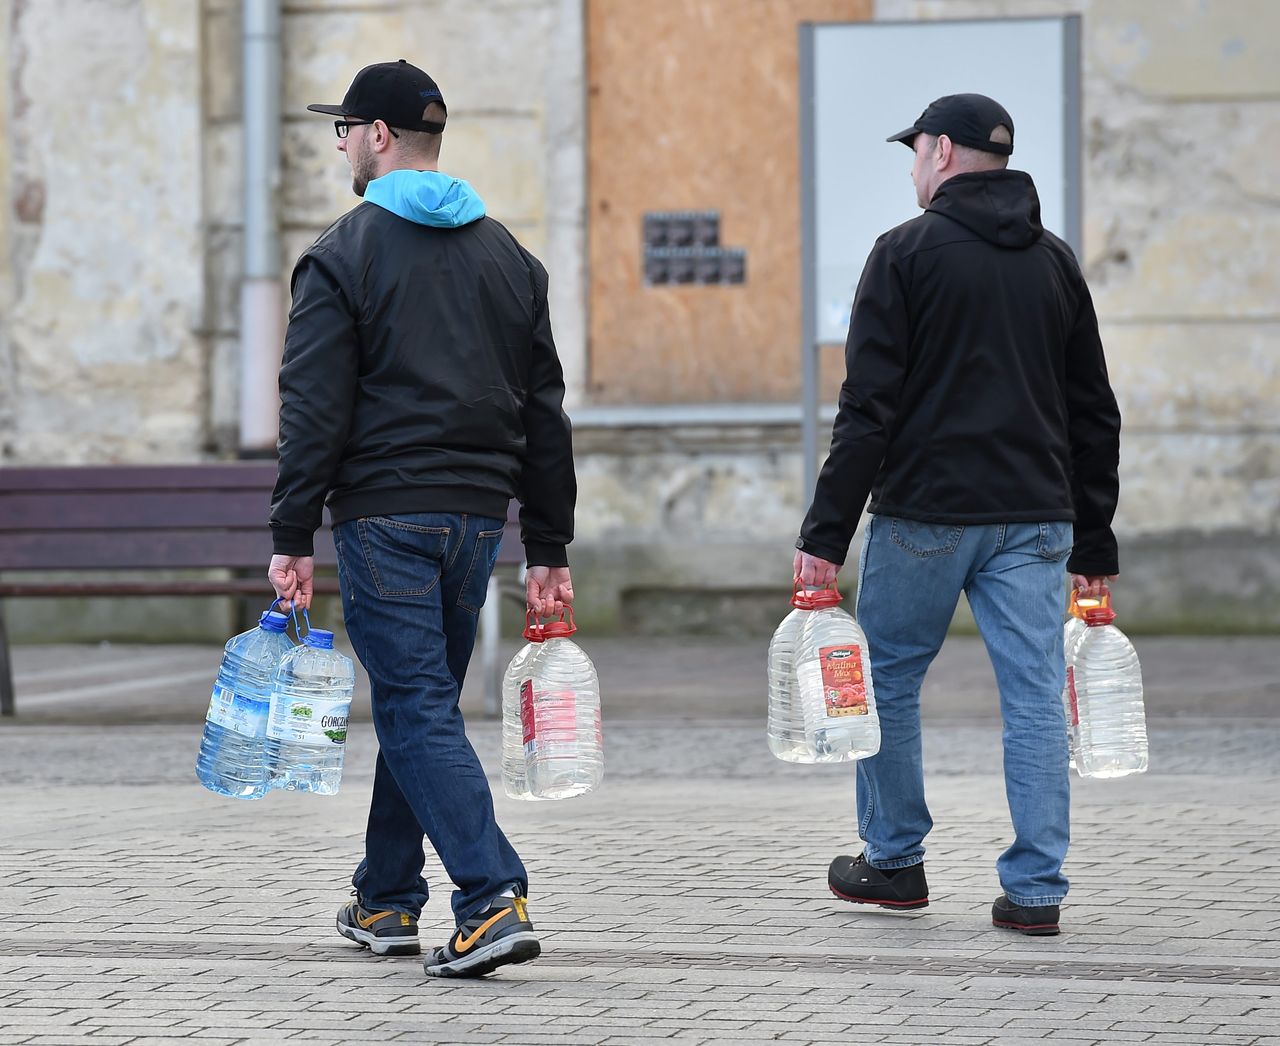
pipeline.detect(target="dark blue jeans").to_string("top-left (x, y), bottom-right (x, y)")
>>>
top-left (333, 512), bottom-right (526, 924)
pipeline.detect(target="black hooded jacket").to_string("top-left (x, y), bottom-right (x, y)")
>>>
top-left (798, 170), bottom-right (1121, 576)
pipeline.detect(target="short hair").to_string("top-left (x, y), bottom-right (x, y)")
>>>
top-left (395, 101), bottom-right (445, 161)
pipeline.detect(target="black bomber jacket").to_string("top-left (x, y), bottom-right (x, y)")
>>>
top-left (269, 197), bottom-right (575, 567)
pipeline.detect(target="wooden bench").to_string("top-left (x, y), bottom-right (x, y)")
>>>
top-left (0, 464), bottom-right (523, 717)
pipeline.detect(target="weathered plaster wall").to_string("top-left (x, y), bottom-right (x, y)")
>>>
top-left (1, 0), bottom-right (1275, 637)
top-left (4, 0), bottom-right (204, 463)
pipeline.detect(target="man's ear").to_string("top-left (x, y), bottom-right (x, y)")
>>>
top-left (372, 120), bottom-right (395, 153)
top-left (935, 134), bottom-right (953, 169)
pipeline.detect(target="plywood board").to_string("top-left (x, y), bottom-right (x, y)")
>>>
top-left (587, 0), bottom-right (870, 403)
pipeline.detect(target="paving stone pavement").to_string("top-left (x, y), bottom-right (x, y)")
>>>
top-left (1, 638), bottom-right (1278, 1046)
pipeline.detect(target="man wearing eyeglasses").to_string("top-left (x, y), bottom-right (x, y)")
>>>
top-left (267, 60), bottom-right (576, 979)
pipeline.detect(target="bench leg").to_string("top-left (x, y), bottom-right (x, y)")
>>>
top-left (0, 602), bottom-right (14, 717)
top-left (479, 575), bottom-right (502, 719)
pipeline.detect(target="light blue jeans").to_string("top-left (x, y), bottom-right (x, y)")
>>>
top-left (854, 515), bottom-right (1072, 907)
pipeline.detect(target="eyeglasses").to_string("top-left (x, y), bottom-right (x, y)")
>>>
top-left (334, 119), bottom-right (400, 140)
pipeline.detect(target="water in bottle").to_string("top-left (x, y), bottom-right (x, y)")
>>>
top-left (767, 584), bottom-right (817, 762)
top-left (502, 610), bottom-right (602, 800)
top-left (793, 585), bottom-right (880, 763)
top-left (1061, 590), bottom-right (1104, 770)
top-left (266, 626), bottom-right (356, 795)
top-left (1068, 601), bottom-right (1148, 779)
top-left (196, 608), bottom-right (295, 799)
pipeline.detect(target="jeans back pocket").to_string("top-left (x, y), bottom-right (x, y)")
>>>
top-left (356, 516), bottom-right (451, 597)
top-left (889, 518), bottom-right (965, 558)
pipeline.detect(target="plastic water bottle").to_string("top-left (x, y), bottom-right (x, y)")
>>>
top-left (502, 610), bottom-right (602, 800)
top-left (793, 584), bottom-right (880, 763)
top-left (767, 583), bottom-right (817, 762)
top-left (1061, 590), bottom-right (1105, 770)
top-left (266, 623), bottom-right (356, 795)
top-left (1068, 599), bottom-right (1148, 779)
top-left (196, 607), bottom-right (295, 799)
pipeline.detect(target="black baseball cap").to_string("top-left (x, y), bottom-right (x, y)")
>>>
top-left (307, 59), bottom-right (447, 134)
top-left (887, 93), bottom-right (1014, 155)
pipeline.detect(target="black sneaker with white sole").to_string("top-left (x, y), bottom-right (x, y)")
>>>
top-left (336, 900), bottom-right (421, 956)
top-left (992, 894), bottom-right (1061, 936)
top-left (829, 853), bottom-right (930, 910)
top-left (423, 896), bottom-right (541, 978)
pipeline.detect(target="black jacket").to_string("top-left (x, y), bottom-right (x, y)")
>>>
top-left (270, 201), bottom-right (575, 566)
top-left (798, 170), bottom-right (1121, 576)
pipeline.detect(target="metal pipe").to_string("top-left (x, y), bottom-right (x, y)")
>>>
top-left (239, 0), bottom-right (283, 456)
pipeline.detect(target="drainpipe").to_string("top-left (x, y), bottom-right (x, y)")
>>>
top-left (238, 0), bottom-right (283, 457)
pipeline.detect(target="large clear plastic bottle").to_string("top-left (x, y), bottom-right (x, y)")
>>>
top-left (502, 610), bottom-right (602, 800)
top-left (1061, 590), bottom-right (1104, 771)
top-left (196, 607), bottom-right (295, 799)
top-left (793, 585), bottom-right (880, 763)
top-left (266, 625), bottom-right (356, 795)
top-left (767, 584), bottom-right (816, 762)
top-left (1069, 600), bottom-right (1148, 779)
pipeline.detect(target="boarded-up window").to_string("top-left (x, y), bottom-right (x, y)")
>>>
top-left (586, 0), bottom-right (869, 404)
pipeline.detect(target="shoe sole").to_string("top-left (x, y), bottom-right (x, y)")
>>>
top-left (424, 932), bottom-right (542, 978)
top-left (993, 918), bottom-right (1060, 936)
top-left (336, 917), bottom-right (422, 956)
top-left (830, 885), bottom-right (929, 911)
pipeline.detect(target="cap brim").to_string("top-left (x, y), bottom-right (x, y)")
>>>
top-left (886, 126), bottom-right (920, 147)
top-left (306, 103), bottom-right (348, 116)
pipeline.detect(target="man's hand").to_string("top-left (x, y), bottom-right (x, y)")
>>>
top-left (269, 555), bottom-right (315, 611)
top-left (794, 549), bottom-right (840, 588)
top-left (1071, 573), bottom-right (1117, 599)
top-left (526, 566), bottom-right (573, 618)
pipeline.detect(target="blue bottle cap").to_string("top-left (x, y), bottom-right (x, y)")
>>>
top-left (304, 628), bottom-right (335, 649)
top-left (259, 611), bottom-right (290, 633)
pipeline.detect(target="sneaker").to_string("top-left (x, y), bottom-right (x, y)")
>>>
top-left (336, 899), bottom-right (421, 956)
top-left (992, 894), bottom-right (1061, 936)
top-left (423, 896), bottom-right (541, 978)
top-left (829, 853), bottom-right (929, 910)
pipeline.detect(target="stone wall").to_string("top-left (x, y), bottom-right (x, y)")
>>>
top-left (1, 0), bottom-right (1276, 639)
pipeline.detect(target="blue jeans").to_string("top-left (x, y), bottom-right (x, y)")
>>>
top-left (333, 512), bottom-right (526, 924)
top-left (854, 515), bottom-right (1072, 907)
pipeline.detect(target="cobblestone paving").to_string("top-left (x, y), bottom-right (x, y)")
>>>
top-left (1, 642), bottom-right (1278, 1045)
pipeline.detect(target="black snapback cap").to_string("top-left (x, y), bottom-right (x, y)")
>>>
top-left (887, 93), bottom-right (1014, 155)
top-left (308, 59), bottom-right (447, 134)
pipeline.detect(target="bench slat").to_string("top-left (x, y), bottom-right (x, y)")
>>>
top-left (0, 530), bottom-right (338, 570)
top-left (0, 491), bottom-right (282, 530)
top-left (0, 463), bottom-right (277, 492)
top-left (0, 578), bottom-right (343, 597)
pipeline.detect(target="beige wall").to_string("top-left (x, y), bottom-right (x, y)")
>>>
top-left (0, 0), bottom-right (1276, 632)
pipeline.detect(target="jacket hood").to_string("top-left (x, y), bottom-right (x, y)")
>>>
top-left (363, 169), bottom-right (486, 227)
top-left (926, 170), bottom-right (1043, 248)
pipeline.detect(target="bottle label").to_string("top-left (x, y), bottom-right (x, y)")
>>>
top-left (266, 695), bottom-right (350, 746)
top-left (520, 679), bottom-right (585, 757)
top-left (819, 644), bottom-right (868, 717)
top-left (205, 682), bottom-right (268, 739)
top-left (1066, 665), bottom-right (1080, 727)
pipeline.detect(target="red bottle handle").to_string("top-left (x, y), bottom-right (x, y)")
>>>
top-left (523, 606), bottom-right (577, 642)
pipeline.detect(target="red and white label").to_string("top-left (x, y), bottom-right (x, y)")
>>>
top-left (819, 644), bottom-right (868, 718)
top-left (1066, 665), bottom-right (1081, 727)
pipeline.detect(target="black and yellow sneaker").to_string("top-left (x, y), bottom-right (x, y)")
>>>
top-left (829, 853), bottom-right (930, 910)
top-left (336, 899), bottom-right (421, 956)
top-left (423, 895), bottom-right (541, 978)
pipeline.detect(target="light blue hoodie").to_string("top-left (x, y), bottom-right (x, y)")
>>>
top-left (362, 169), bottom-right (486, 228)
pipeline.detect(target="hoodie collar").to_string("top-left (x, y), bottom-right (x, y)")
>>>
top-left (363, 169), bottom-right (486, 228)
top-left (926, 170), bottom-right (1043, 249)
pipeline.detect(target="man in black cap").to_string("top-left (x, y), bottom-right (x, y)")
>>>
top-left (267, 60), bottom-right (576, 977)
top-left (793, 93), bottom-right (1120, 936)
